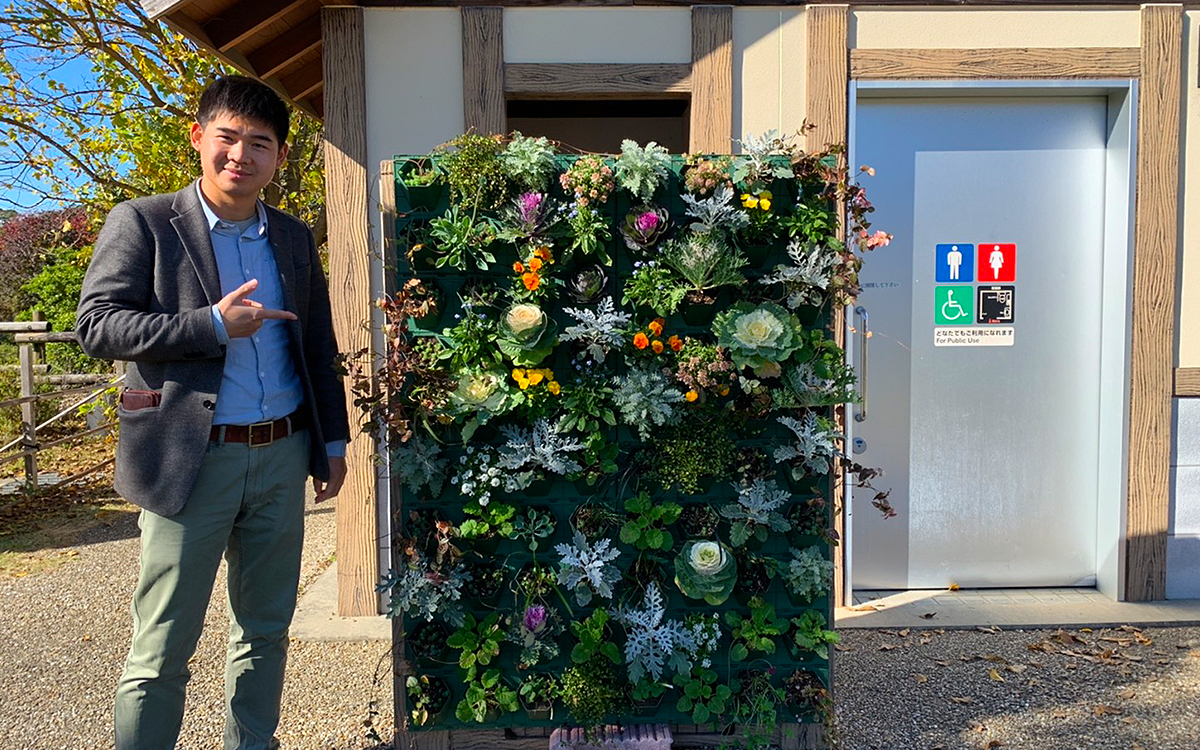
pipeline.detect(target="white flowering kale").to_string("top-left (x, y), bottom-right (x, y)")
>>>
top-left (379, 553), bottom-right (469, 627)
top-left (775, 412), bottom-right (843, 476)
top-left (561, 298), bottom-right (632, 363)
top-left (615, 139), bottom-right (672, 202)
top-left (555, 531), bottom-right (621, 606)
top-left (785, 546), bottom-right (833, 601)
top-left (498, 417), bottom-right (587, 477)
top-left (721, 478), bottom-right (792, 547)
top-left (680, 185), bottom-right (749, 237)
top-left (613, 583), bottom-right (699, 683)
top-left (758, 239), bottom-right (840, 309)
top-left (392, 432), bottom-right (447, 497)
top-left (611, 366), bottom-right (685, 440)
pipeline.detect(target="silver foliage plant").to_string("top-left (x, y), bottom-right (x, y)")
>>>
top-left (392, 431), bottom-right (447, 497)
top-left (498, 417), bottom-right (587, 477)
top-left (614, 139), bottom-right (672, 203)
top-left (380, 553), bottom-right (470, 627)
top-left (611, 366), bottom-right (685, 440)
top-left (613, 582), bottom-right (700, 683)
top-left (555, 531), bottom-right (622, 606)
top-left (759, 238), bottom-right (840, 309)
top-left (785, 546), bottom-right (833, 601)
top-left (501, 132), bottom-right (557, 191)
top-left (721, 478), bottom-right (792, 546)
top-left (663, 233), bottom-right (747, 294)
top-left (774, 361), bottom-right (851, 409)
top-left (680, 184), bottom-right (749, 238)
top-left (561, 297), bottom-right (632, 364)
top-left (775, 412), bottom-right (843, 476)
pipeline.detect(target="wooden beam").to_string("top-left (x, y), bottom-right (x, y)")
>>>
top-left (689, 6), bottom-right (733, 153)
top-left (282, 57), bottom-right (323, 101)
top-left (805, 5), bottom-right (847, 154)
top-left (352, 0), bottom-right (1150, 5)
top-left (141, 0), bottom-right (192, 20)
top-left (1126, 4), bottom-right (1183, 602)
top-left (1176, 368), bottom-right (1200, 397)
top-left (851, 47), bottom-right (1141, 80)
top-left (322, 6), bottom-right (378, 617)
top-left (461, 6), bottom-right (505, 135)
top-left (205, 0), bottom-right (310, 52)
top-left (247, 14), bottom-right (322, 80)
top-left (504, 63), bottom-right (692, 97)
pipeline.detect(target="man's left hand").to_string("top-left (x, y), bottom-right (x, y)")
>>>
top-left (314, 457), bottom-right (347, 503)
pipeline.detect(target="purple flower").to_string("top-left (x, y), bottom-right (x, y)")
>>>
top-left (523, 605), bottom-right (548, 633)
top-left (635, 211), bottom-right (661, 233)
top-left (518, 191), bottom-right (545, 222)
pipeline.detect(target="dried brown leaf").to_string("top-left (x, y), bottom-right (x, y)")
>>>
top-left (950, 696), bottom-right (975, 705)
top-left (987, 668), bottom-right (1005, 683)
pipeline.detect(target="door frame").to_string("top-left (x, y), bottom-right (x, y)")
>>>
top-left (843, 78), bottom-right (1138, 600)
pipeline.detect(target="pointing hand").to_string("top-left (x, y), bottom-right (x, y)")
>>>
top-left (216, 279), bottom-right (296, 338)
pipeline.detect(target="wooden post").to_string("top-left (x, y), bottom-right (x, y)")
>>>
top-left (1125, 3), bottom-right (1183, 601)
top-left (322, 6), bottom-right (379, 616)
top-left (18, 342), bottom-right (36, 491)
top-left (30, 311), bottom-right (45, 365)
top-left (461, 6), bottom-right (505, 135)
top-left (690, 5), bottom-right (733, 153)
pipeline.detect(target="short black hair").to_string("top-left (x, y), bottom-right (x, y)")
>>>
top-left (196, 75), bottom-right (290, 147)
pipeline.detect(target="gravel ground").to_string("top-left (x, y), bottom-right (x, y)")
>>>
top-left (4, 494), bottom-right (1200, 750)
top-left (0, 491), bottom-right (392, 750)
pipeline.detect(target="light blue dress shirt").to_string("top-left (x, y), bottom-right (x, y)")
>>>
top-left (198, 183), bottom-right (345, 458)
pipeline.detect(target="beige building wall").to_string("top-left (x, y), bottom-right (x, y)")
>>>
top-left (734, 8), bottom-right (806, 149)
top-left (1179, 11), bottom-right (1200, 367)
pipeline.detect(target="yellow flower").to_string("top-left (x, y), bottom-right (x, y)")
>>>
top-left (538, 369), bottom-right (555, 380)
top-left (759, 198), bottom-right (772, 211)
top-left (741, 194), bottom-right (758, 209)
top-left (517, 378), bottom-right (530, 390)
top-left (760, 190), bottom-right (773, 200)
top-left (511, 368), bottom-right (526, 381)
top-left (719, 386), bottom-right (731, 397)
top-left (547, 381), bottom-right (561, 395)
top-left (685, 390), bottom-right (699, 402)
top-left (651, 340), bottom-right (664, 354)
top-left (527, 370), bottom-right (545, 386)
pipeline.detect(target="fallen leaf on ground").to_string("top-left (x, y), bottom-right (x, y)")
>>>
top-left (987, 668), bottom-right (1005, 683)
top-left (848, 603), bottom-right (882, 612)
top-left (1080, 628), bottom-right (1093, 633)
top-left (833, 643), bottom-right (853, 652)
top-left (915, 673), bottom-right (928, 684)
top-left (1053, 629), bottom-right (1085, 645)
top-left (1121, 717), bottom-right (1138, 726)
top-left (1094, 705), bottom-right (1123, 716)
top-left (879, 643), bottom-right (900, 651)
top-left (933, 659), bottom-right (952, 667)
top-left (920, 612), bottom-right (938, 619)
top-left (1118, 688), bottom-right (1136, 700)
top-left (898, 628), bottom-right (911, 637)
top-left (1005, 664), bottom-right (1028, 674)
top-left (948, 583), bottom-right (960, 591)
top-left (977, 625), bottom-right (1002, 634)
top-left (950, 696), bottom-right (975, 705)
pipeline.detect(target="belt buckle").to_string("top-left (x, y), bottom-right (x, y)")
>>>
top-left (248, 420), bottom-right (275, 447)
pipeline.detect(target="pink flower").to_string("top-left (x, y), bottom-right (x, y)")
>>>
top-left (523, 605), bottom-right (547, 633)
top-left (864, 230), bottom-right (891, 249)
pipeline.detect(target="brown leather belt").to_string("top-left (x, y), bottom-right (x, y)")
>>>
top-left (210, 411), bottom-right (306, 447)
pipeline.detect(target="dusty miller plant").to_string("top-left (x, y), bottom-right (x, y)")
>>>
top-left (379, 552), bottom-right (470, 627)
top-left (680, 184), bottom-right (749, 238)
top-left (759, 238), bottom-right (840, 309)
top-left (501, 132), bottom-right (558, 191)
top-left (773, 360), bottom-right (858, 409)
top-left (611, 366), bottom-right (685, 440)
top-left (613, 582), bottom-right (700, 683)
top-left (561, 298), bottom-right (632, 363)
top-left (721, 478), bottom-right (792, 546)
top-left (615, 139), bottom-right (672, 202)
top-left (776, 412), bottom-right (842, 476)
top-left (732, 130), bottom-right (795, 191)
top-left (498, 417), bottom-right (587, 477)
top-left (392, 431), bottom-right (447, 497)
top-left (785, 546), bottom-right (833, 601)
top-left (663, 233), bottom-right (747, 295)
top-left (556, 531), bottom-right (621, 606)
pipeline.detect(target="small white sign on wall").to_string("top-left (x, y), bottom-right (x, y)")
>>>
top-left (934, 326), bottom-right (1015, 347)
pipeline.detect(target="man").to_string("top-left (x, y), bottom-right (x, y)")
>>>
top-left (76, 75), bottom-right (350, 750)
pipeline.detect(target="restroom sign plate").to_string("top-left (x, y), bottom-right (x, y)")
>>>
top-left (977, 243), bottom-right (1016, 283)
top-left (977, 285), bottom-right (1015, 324)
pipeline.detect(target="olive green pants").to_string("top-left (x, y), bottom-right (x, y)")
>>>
top-left (114, 429), bottom-right (310, 750)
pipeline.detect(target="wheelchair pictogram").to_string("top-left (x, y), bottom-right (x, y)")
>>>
top-left (935, 285), bottom-right (974, 325)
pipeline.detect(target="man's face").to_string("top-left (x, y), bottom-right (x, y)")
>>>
top-left (189, 111), bottom-right (288, 201)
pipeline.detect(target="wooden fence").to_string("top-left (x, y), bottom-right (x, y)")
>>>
top-left (0, 321), bottom-right (122, 492)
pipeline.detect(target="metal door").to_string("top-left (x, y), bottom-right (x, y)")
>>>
top-left (850, 93), bottom-right (1113, 589)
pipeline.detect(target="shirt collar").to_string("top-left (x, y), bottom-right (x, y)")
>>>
top-left (194, 180), bottom-right (268, 237)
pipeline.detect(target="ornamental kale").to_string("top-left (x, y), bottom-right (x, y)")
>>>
top-left (555, 531), bottom-right (621, 606)
top-left (621, 205), bottom-right (670, 252)
top-left (775, 412), bottom-right (842, 476)
top-left (712, 301), bottom-right (806, 378)
top-left (497, 302), bottom-right (557, 367)
top-left (674, 540), bottom-right (738, 606)
top-left (615, 139), bottom-right (672, 202)
top-left (613, 582), bottom-right (700, 683)
top-left (562, 298), bottom-right (631, 363)
top-left (611, 366), bottom-right (685, 440)
top-left (662, 232), bottom-right (747, 295)
top-left (720, 478), bottom-right (792, 547)
top-left (507, 604), bottom-right (563, 669)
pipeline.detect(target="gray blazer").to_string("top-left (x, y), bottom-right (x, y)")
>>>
top-left (76, 184), bottom-right (350, 516)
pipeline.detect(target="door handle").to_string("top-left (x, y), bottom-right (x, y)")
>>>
top-left (854, 305), bottom-right (868, 422)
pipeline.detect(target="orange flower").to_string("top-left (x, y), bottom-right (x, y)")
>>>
top-left (647, 320), bottom-right (664, 337)
top-left (633, 332), bottom-right (650, 350)
top-left (668, 335), bottom-right (683, 352)
top-left (529, 257), bottom-right (544, 272)
top-left (685, 390), bottom-right (699, 402)
top-left (522, 272), bottom-right (541, 291)
top-left (534, 246), bottom-right (553, 262)
top-left (513, 261), bottom-right (525, 273)
top-left (719, 386), bottom-right (731, 396)
top-left (653, 317), bottom-right (666, 329)
top-left (651, 340), bottom-right (664, 354)
top-left (547, 381), bottom-right (561, 395)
